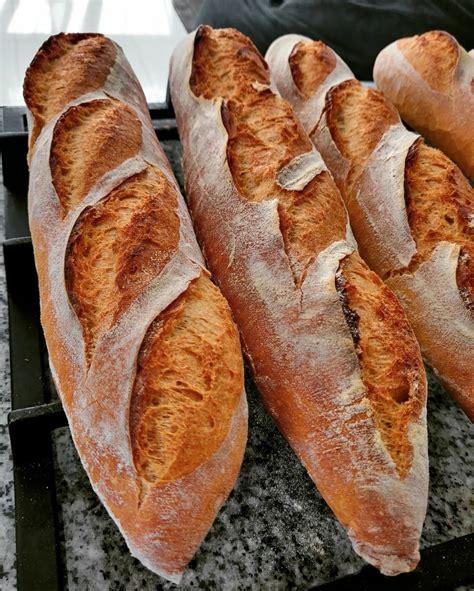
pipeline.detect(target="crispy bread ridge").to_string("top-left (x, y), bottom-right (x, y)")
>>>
top-left (266, 34), bottom-right (474, 419)
top-left (171, 26), bottom-right (428, 576)
top-left (50, 98), bottom-right (143, 213)
top-left (192, 25), bottom-right (423, 477)
top-left (289, 40), bottom-right (336, 99)
top-left (24, 32), bottom-right (246, 582)
top-left (24, 33), bottom-right (116, 152)
top-left (64, 166), bottom-right (180, 363)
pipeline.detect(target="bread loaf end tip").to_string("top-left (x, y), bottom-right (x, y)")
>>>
top-left (351, 537), bottom-right (420, 576)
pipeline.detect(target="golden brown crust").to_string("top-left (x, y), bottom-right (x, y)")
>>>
top-left (190, 26), bottom-right (269, 99)
top-left (65, 166), bottom-right (180, 363)
top-left (50, 98), bottom-right (142, 213)
top-left (131, 273), bottom-right (243, 485)
top-left (171, 26), bottom-right (429, 577)
top-left (325, 80), bottom-right (399, 190)
top-left (192, 26), bottom-right (347, 285)
top-left (24, 33), bottom-right (116, 150)
top-left (398, 31), bottom-right (459, 94)
top-left (26, 32), bottom-right (247, 581)
top-left (338, 253), bottom-right (425, 477)
top-left (404, 141), bottom-right (474, 309)
top-left (289, 40), bottom-right (337, 98)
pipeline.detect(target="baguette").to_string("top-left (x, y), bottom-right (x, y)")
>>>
top-left (24, 33), bottom-right (247, 583)
top-left (373, 30), bottom-right (474, 180)
top-left (266, 34), bottom-right (474, 420)
top-left (170, 26), bottom-right (428, 576)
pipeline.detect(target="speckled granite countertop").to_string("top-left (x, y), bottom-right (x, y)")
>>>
top-left (1, 144), bottom-right (473, 590)
top-left (1, 156), bottom-right (17, 590)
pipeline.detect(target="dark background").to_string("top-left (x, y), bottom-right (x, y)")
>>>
top-left (173, 0), bottom-right (474, 79)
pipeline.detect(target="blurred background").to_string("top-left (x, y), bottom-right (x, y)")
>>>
top-left (0, 0), bottom-right (186, 106)
top-left (1, 0), bottom-right (473, 107)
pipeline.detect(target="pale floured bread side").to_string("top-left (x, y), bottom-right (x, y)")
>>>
top-left (373, 31), bottom-right (474, 180)
top-left (25, 33), bottom-right (247, 583)
top-left (171, 26), bottom-right (428, 576)
top-left (267, 35), bottom-right (474, 419)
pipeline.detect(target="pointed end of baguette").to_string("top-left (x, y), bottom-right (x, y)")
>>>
top-left (350, 536), bottom-right (420, 576)
top-left (131, 549), bottom-right (184, 584)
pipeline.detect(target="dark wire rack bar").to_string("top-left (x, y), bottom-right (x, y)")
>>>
top-left (1, 103), bottom-right (473, 591)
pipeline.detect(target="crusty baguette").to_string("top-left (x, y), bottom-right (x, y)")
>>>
top-left (24, 33), bottom-right (247, 583)
top-left (170, 26), bottom-right (428, 576)
top-left (373, 30), bottom-right (474, 180)
top-left (266, 34), bottom-right (474, 420)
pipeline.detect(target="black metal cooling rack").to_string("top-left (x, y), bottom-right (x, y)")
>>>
top-left (1, 103), bottom-right (473, 591)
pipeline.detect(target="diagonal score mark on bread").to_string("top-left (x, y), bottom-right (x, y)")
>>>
top-left (191, 25), bottom-right (347, 289)
top-left (323, 79), bottom-right (400, 196)
top-left (131, 274), bottom-right (242, 495)
top-left (190, 25), bottom-right (423, 477)
top-left (336, 255), bottom-right (423, 477)
top-left (403, 142), bottom-right (474, 310)
top-left (318, 77), bottom-right (474, 308)
top-left (289, 40), bottom-right (337, 99)
top-left (64, 165), bottom-right (180, 364)
top-left (50, 98), bottom-right (143, 214)
top-left (23, 33), bottom-right (117, 153)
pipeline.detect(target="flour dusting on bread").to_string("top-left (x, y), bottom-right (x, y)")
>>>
top-left (268, 33), bottom-right (474, 419)
top-left (25, 33), bottom-right (247, 582)
top-left (171, 26), bottom-right (429, 576)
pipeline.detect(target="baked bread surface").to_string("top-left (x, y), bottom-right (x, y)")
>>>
top-left (171, 26), bottom-right (428, 576)
top-left (266, 34), bottom-right (474, 419)
top-left (373, 30), bottom-right (474, 180)
top-left (24, 32), bottom-right (247, 583)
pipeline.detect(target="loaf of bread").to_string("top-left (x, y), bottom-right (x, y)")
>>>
top-left (267, 34), bottom-right (474, 420)
top-left (24, 33), bottom-right (247, 583)
top-left (170, 26), bottom-right (429, 576)
top-left (373, 30), bottom-right (474, 180)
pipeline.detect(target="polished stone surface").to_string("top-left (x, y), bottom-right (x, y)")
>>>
top-left (0, 157), bottom-right (16, 590)
top-left (48, 368), bottom-right (473, 590)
